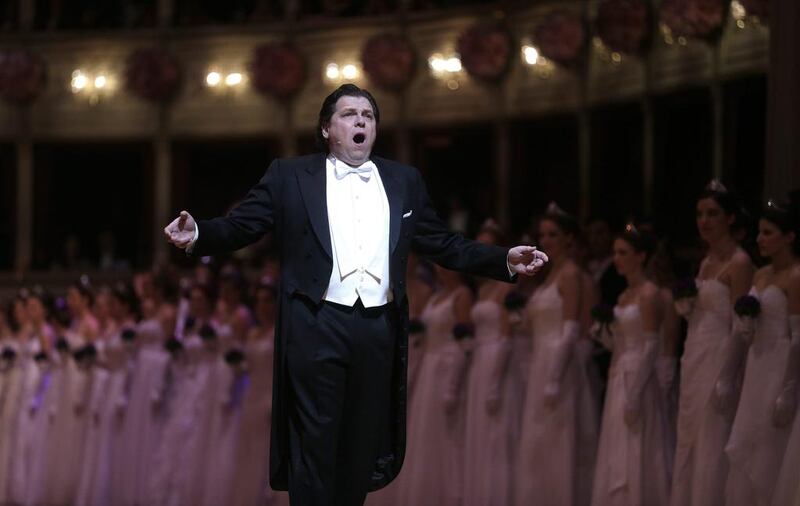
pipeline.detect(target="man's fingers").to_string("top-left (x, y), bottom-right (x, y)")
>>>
top-left (178, 211), bottom-right (188, 231)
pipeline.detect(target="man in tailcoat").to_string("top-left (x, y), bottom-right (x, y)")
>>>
top-left (165, 83), bottom-right (548, 506)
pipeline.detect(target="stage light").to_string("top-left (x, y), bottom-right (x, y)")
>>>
top-left (522, 45), bottom-right (539, 65)
top-left (71, 71), bottom-right (88, 93)
top-left (206, 71), bottom-right (222, 87)
top-left (326, 63), bottom-right (340, 80)
top-left (225, 72), bottom-right (243, 86)
top-left (342, 64), bottom-right (358, 80)
top-left (94, 75), bottom-right (107, 89)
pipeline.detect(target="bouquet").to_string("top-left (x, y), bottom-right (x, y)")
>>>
top-left (734, 294), bottom-right (760, 340)
top-left (408, 318), bottom-right (425, 335)
top-left (164, 336), bottom-right (184, 356)
top-left (504, 290), bottom-right (527, 326)
top-left (734, 295), bottom-right (761, 318)
top-left (121, 328), bottom-right (137, 343)
top-left (0, 346), bottom-right (16, 372)
top-left (198, 323), bottom-right (218, 342)
top-left (224, 348), bottom-right (247, 375)
top-left (672, 277), bottom-right (698, 317)
top-left (452, 323), bottom-right (475, 341)
top-left (73, 343), bottom-right (98, 369)
top-left (1, 346), bottom-right (16, 362)
top-left (590, 303), bottom-right (615, 342)
top-left (55, 337), bottom-right (70, 354)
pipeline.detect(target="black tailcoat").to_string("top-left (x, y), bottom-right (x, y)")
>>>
top-left (191, 152), bottom-right (512, 491)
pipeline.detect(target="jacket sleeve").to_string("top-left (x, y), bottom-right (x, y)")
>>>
top-left (192, 159), bottom-right (282, 257)
top-left (410, 169), bottom-right (511, 282)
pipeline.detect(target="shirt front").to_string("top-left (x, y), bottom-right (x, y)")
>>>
top-left (323, 154), bottom-right (392, 308)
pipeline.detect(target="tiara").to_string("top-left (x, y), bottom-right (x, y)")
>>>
top-left (766, 199), bottom-right (788, 213)
top-left (706, 179), bottom-right (728, 194)
top-left (624, 222), bottom-right (639, 235)
top-left (480, 218), bottom-right (500, 231)
top-left (546, 201), bottom-right (569, 217)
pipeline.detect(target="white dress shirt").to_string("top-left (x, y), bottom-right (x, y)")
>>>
top-left (323, 155), bottom-right (392, 308)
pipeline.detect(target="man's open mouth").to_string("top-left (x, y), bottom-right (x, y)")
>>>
top-left (353, 133), bottom-right (366, 144)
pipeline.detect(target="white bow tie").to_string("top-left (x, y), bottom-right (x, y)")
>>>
top-left (334, 159), bottom-right (375, 181)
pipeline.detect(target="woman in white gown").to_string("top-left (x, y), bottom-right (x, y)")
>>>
top-left (464, 220), bottom-right (516, 506)
top-left (0, 295), bottom-right (27, 504)
top-left (230, 280), bottom-right (290, 506)
top-left (10, 289), bottom-right (56, 505)
top-left (47, 279), bottom-right (98, 505)
top-left (591, 226), bottom-right (673, 506)
top-left (769, 195), bottom-right (800, 506)
top-left (148, 282), bottom-right (220, 506)
top-left (397, 265), bottom-right (474, 506)
top-left (725, 200), bottom-right (799, 506)
top-left (670, 183), bottom-right (754, 506)
top-left (515, 206), bottom-right (597, 506)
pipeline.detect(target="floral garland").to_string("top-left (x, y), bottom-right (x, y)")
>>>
top-left (361, 33), bottom-right (416, 92)
top-left (596, 0), bottom-right (650, 55)
top-left (250, 42), bottom-right (306, 100)
top-left (0, 49), bottom-right (45, 105)
top-left (457, 21), bottom-right (513, 83)
top-left (125, 47), bottom-right (181, 103)
top-left (534, 9), bottom-right (587, 67)
top-left (660, 0), bottom-right (727, 40)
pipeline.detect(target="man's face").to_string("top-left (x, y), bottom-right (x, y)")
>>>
top-left (321, 95), bottom-right (376, 166)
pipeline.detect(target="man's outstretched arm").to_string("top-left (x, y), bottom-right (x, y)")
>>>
top-left (164, 159), bottom-right (282, 256)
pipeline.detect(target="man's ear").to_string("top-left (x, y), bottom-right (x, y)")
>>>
top-left (321, 124), bottom-right (329, 140)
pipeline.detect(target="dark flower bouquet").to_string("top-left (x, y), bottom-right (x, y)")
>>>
top-left (224, 348), bottom-right (247, 375)
top-left (672, 277), bottom-right (699, 300)
top-left (164, 336), bottom-right (184, 356)
top-left (734, 295), bottom-right (761, 318)
top-left (452, 323), bottom-right (475, 341)
top-left (408, 318), bottom-right (425, 334)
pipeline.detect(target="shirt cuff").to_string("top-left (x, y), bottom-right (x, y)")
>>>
top-left (186, 222), bottom-right (199, 253)
top-left (507, 258), bottom-right (516, 279)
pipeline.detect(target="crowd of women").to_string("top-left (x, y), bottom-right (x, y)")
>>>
top-left (0, 180), bottom-right (798, 506)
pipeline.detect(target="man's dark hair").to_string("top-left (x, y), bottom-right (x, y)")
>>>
top-left (316, 83), bottom-right (380, 151)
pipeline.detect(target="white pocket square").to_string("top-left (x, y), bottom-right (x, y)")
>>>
top-left (402, 210), bottom-right (413, 218)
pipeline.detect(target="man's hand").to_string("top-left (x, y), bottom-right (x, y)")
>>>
top-left (508, 246), bottom-right (549, 276)
top-left (164, 211), bottom-right (196, 249)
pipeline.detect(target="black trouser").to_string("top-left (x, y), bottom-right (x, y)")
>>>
top-left (286, 299), bottom-right (396, 506)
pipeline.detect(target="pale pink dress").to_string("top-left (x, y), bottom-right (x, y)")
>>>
top-left (119, 319), bottom-right (170, 506)
top-left (725, 286), bottom-right (792, 506)
top-left (670, 278), bottom-right (737, 506)
top-left (515, 281), bottom-right (598, 506)
top-left (8, 337), bottom-right (46, 504)
top-left (463, 299), bottom-right (513, 506)
top-left (591, 303), bottom-right (672, 506)
top-left (47, 330), bottom-right (91, 505)
top-left (147, 330), bottom-right (218, 506)
top-left (229, 329), bottom-right (290, 506)
top-left (397, 290), bottom-right (468, 506)
top-left (773, 403), bottom-right (800, 506)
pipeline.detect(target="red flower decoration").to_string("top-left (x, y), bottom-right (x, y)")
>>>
top-left (534, 10), bottom-right (587, 67)
top-left (457, 22), bottom-right (513, 82)
top-left (596, 0), bottom-right (650, 55)
top-left (250, 43), bottom-right (306, 100)
top-left (0, 49), bottom-right (46, 105)
top-left (660, 0), bottom-right (727, 39)
top-left (125, 48), bottom-right (181, 103)
top-left (740, 0), bottom-right (768, 19)
top-left (361, 33), bottom-right (416, 92)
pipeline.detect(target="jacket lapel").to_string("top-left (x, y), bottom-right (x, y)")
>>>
top-left (375, 158), bottom-right (403, 253)
top-left (297, 153), bottom-right (333, 260)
